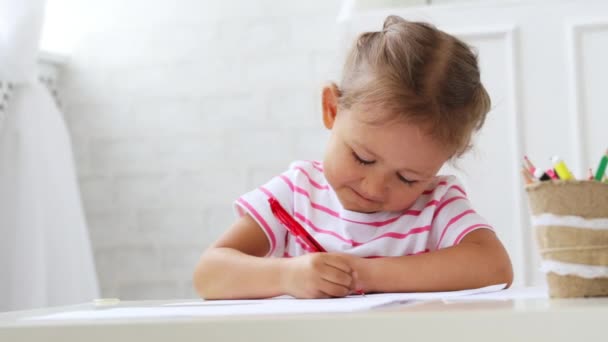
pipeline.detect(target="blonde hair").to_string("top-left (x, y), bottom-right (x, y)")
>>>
top-left (338, 15), bottom-right (491, 158)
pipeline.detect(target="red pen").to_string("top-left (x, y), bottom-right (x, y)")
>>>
top-left (268, 197), bottom-right (364, 295)
top-left (268, 197), bottom-right (326, 252)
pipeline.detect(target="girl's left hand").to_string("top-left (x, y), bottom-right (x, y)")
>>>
top-left (335, 253), bottom-right (367, 295)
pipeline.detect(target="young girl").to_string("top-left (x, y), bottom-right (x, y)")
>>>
top-left (194, 15), bottom-right (513, 299)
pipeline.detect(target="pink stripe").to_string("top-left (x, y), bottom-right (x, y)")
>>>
top-left (277, 175), bottom-right (437, 227)
top-left (237, 198), bottom-right (277, 256)
top-left (422, 183), bottom-right (466, 196)
top-left (422, 181), bottom-right (447, 195)
top-left (366, 226), bottom-right (431, 244)
top-left (406, 248), bottom-right (430, 256)
top-left (422, 200), bottom-right (439, 209)
top-left (309, 161), bottom-right (324, 172)
top-left (294, 211), bottom-right (430, 246)
top-left (451, 185), bottom-right (466, 196)
top-left (292, 166), bottom-right (330, 190)
top-left (362, 248), bottom-right (430, 258)
top-left (279, 174), bottom-right (295, 191)
top-left (286, 249), bottom-right (429, 258)
top-left (433, 196), bottom-right (467, 220)
top-left (294, 236), bottom-right (315, 252)
top-left (435, 209), bottom-right (476, 249)
top-left (259, 186), bottom-right (274, 199)
top-left (293, 212), bottom-right (353, 244)
top-left (453, 224), bottom-right (492, 245)
top-left (306, 196), bottom-right (430, 227)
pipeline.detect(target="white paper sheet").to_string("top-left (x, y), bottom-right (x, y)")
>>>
top-left (441, 286), bottom-right (548, 302)
top-left (26, 283), bottom-right (506, 322)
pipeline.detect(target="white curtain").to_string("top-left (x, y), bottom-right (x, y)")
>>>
top-left (0, 0), bottom-right (99, 311)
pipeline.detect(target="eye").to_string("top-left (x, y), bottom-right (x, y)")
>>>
top-left (397, 173), bottom-right (418, 186)
top-left (352, 151), bottom-right (374, 165)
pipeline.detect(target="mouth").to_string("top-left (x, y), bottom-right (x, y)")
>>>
top-left (350, 187), bottom-right (381, 205)
top-left (336, 187), bottom-right (381, 213)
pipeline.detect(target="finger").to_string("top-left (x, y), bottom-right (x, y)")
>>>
top-left (320, 264), bottom-right (353, 287)
top-left (318, 278), bottom-right (351, 298)
top-left (322, 254), bottom-right (352, 274)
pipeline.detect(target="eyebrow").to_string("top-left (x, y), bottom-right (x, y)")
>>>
top-left (354, 142), bottom-right (431, 178)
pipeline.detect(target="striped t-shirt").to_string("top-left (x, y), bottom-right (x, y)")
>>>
top-left (234, 160), bottom-right (492, 258)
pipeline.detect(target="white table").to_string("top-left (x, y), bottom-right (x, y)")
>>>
top-left (1, 293), bottom-right (607, 341)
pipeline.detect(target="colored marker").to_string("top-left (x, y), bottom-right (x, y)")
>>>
top-left (523, 156), bottom-right (536, 173)
top-left (546, 168), bottom-right (559, 180)
top-left (551, 156), bottom-right (574, 180)
top-left (588, 168), bottom-right (594, 181)
top-left (594, 149), bottom-right (608, 181)
top-left (534, 168), bottom-right (551, 181)
top-left (521, 167), bottom-right (534, 185)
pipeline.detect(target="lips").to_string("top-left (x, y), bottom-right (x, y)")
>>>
top-left (344, 188), bottom-right (381, 214)
top-left (350, 187), bottom-right (380, 204)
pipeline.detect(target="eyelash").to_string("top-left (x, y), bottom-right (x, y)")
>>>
top-left (397, 174), bottom-right (417, 186)
top-left (352, 151), bottom-right (374, 165)
top-left (351, 151), bottom-right (418, 186)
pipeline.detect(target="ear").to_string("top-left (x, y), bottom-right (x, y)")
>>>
top-left (322, 83), bottom-right (340, 129)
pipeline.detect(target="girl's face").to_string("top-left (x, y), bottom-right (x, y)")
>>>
top-left (322, 88), bottom-right (451, 213)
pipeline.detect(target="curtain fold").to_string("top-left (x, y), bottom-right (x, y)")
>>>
top-left (0, 0), bottom-right (99, 311)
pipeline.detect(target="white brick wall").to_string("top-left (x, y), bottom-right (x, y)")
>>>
top-left (58, 0), bottom-right (344, 300)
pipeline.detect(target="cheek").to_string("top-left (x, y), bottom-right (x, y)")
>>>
top-left (324, 160), bottom-right (353, 189)
top-left (386, 184), bottom-right (428, 211)
top-left (323, 147), bottom-right (360, 188)
top-left (322, 143), bottom-right (341, 188)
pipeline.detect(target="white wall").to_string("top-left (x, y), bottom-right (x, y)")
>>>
top-left (55, 0), bottom-right (347, 299)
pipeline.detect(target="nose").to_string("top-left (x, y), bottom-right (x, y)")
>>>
top-left (359, 172), bottom-right (388, 202)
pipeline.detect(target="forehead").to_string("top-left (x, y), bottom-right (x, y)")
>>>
top-left (337, 110), bottom-right (450, 174)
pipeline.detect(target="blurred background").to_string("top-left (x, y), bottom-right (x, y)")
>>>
top-left (2, 0), bottom-right (607, 311)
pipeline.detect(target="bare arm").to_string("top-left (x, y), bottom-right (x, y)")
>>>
top-left (193, 214), bottom-right (286, 299)
top-left (193, 214), bottom-right (356, 299)
top-left (355, 229), bottom-right (513, 293)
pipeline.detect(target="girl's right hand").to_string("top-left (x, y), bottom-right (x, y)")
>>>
top-left (279, 253), bottom-right (357, 299)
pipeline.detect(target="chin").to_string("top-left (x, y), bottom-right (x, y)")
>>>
top-left (344, 205), bottom-right (377, 214)
top-left (354, 208), bottom-right (380, 214)
top-left (337, 194), bottom-right (380, 213)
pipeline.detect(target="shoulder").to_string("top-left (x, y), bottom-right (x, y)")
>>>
top-left (285, 160), bottom-right (328, 186)
top-left (287, 160), bottom-right (325, 175)
top-left (423, 175), bottom-right (468, 201)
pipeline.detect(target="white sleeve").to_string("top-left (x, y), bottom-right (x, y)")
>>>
top-left (233, 167), bottom-right (298, 257)
top-left (427, 185), bottom-right (493, 251)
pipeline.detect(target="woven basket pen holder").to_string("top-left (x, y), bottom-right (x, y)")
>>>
top-left (525, 180), bottom-right (608, 298)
